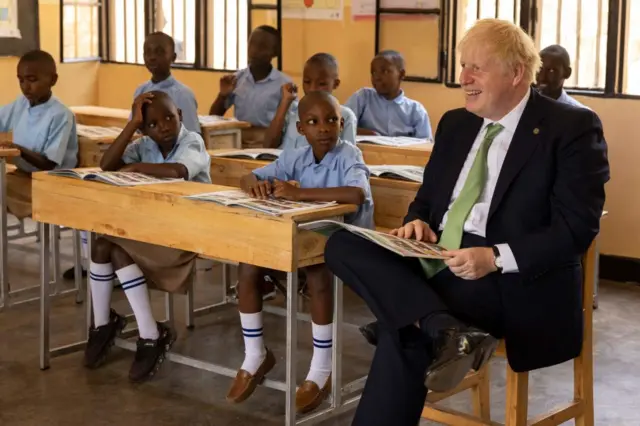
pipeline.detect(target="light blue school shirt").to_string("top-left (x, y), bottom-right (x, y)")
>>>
top-left (122, 124), bottom-right (211, 183)
top-left (224, 67), bottom-right (292, 127)
top-left (345, 87), bottom-right (433, 139)
top-left (279, 101), bottom-right (358, 151)
top-left (133, 76), bottom-right (201, 133)
top-left (253, 140), bottom-right (374, 229)
top-left (557, 90), bottom-right (590, 110)
top-left (0, 95), bottom-right (78, 172)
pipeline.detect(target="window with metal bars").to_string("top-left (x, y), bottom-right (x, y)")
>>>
top-left (373, 0), bottom-right (445, 83)
top-left (152, 0), bottom-right (198, 65)
top-left (107, 0), bottom-right (147, 64)
top-left (61, 0), bottom-right (102, 63)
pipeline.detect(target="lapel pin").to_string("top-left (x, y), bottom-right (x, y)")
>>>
top-left (533, 128), bottom-right (540, 135)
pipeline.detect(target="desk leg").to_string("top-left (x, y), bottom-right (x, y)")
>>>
top-left (0, 159), bottom-right (8, 309)
top-left (39, 222), bottom-right (51, 370)
top-left (593, 240), bottom-right (600, 310)
top-left (72, 229), bottom-right (84, 304)
top-left (331, 273), bottom-right (343, 408)
top-left (286, 270), bottom-right (299, 426)
top-left (86, 233), bottom-right (94, 335)
top-left (233, 129), bottom-right (241, 149)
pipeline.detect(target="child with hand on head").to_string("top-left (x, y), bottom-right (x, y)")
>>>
top-left (263, 52), bottom-right (358, 150)
top-left (346, 50), bottom-right (432, 139)
top-left (83, 91), bottom-right (210, 383)
top-left (0, 49), bottom-right (78, 219)
top-left (536, 44), bottom-right (589, 109)
top-left (228, 91), bottom-right (373, 414)
top-left (209, 25), bottom-right (292, 128)
top-left (133, 32), bottom-right (200, 133)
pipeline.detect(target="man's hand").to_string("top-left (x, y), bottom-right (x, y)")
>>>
top-left (273, 179), bottom-right (300, 200)
top-left (240, 173), bottom-right (272, 199)
top-left (220, 74), bottom-right (238, 97)
top-left (390, 219), bottom-right (437, 242)
top-left (131, 93), bottom-right (154, 128)
top-left (444, 247), bottom-right (497, 280)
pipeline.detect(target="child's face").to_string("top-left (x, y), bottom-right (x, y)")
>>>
top-left (17, 61), bottom-right (56, 106)
top-left (370, 56), bottom-right (404, 98)
top-left (296, 100), bottom-right (344, 158)
top-left (536, 53), bottom-right (569, 97)
top-left (142, 99), bottom-right (182, 149)
top-left (143, 36), bottom-right (175, 77)
top-left (302, 63), bottom-right (339, 95)
top-left (247, 29), bottom-right (277, 67)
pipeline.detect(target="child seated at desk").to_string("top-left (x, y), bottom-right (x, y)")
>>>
top-left (209, 25), bottom-right (291, 130)
top-left (536, 44), bottom-right (589, 109)
top-left (133, 32), bottom-right (200, 133)
top-left (346, 50), bottom-right (432, 139)
top-left (227, 91), bottom-right (373, 413)
top-left (0, 49), bottom-right (78, 219)
top-left (83, 91), bottom-right (210, 382)
top-left (263, 52), bottom-right (358, 150)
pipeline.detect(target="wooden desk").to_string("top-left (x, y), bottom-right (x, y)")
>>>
top-left (33, 174), bottom-right (359, 425)
top-left (208, 151), bottom-right (420, 230)
top-left (356, 142), bottom-right (432, 166)
top-left (0, 132), bottom-right (11, 143)
top-left (0, 148), bottom-right (22, 308)
top-left (199, 116), bottom-right (251, 150)
top-left (71, 106), bottom-right (130, 128)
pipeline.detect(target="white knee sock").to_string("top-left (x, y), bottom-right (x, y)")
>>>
top-left (240, 312), bottom-right (267, 374)
top-left (80, 231), bottom-right (89, 269)
top-left (115, 264), bottom-right (159, 340)
top-left (89, 262), bottom-right (115, 327)
top-left (306, 322), bottom-right (332, 387)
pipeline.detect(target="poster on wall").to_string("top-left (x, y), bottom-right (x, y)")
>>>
top-left (351, 0), bottom-right (439, 20)
top-left (0, 0), bottom-right (38, 56)
top-left (282, 0), bottom-right (344, 20)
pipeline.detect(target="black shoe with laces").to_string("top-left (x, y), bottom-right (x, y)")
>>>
top-left (84, 309), bottom-right (127, 369)
top-left (128, 322), bottom-right (176, 383)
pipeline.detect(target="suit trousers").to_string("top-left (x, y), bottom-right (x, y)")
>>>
top-left (324, 230), bottom-right (506, 426)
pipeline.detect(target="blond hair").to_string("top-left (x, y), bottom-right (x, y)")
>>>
top-left (458, 19), bottom-right (541, 85)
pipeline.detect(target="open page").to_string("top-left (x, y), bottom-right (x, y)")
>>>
top-left (355, 135), bottom-right (432, 147)
top-left (211, 148), bottom-right (282, 161)
top-left (368, 165), bottom-right (424, 183)
top-left (299, 219), bottom-right (448, 259)
top-left (198, 115), bottom-right (240, 125)
top-left (87, 172), bottom-right (183, 186)
top-left (186, 189), bottom-right (338, 215)
top-left (48, 167), bottom-right (102, 179)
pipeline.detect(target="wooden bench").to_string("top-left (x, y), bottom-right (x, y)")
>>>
top-left (421, 238), bottom-right (598, 426)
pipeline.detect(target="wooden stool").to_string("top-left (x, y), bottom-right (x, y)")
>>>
top-left (421, 238), bottom-right (597, 426)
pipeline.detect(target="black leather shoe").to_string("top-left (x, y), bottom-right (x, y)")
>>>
top-left (359, 321), bottom-right (379, 346)
top-left (424, 326), bottom-right (497, 392)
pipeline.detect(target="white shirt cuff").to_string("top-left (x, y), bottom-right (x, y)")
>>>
top-left (495, 243), bottom-right (519, 273)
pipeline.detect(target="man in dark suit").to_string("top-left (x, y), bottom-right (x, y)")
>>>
top-left (324, 19), bottom-right (609, 426)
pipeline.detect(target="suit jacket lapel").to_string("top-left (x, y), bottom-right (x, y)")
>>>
top-left (433, 113), bottom-right (483, 225)
top-left (488, 90), bottom-right (545, 220)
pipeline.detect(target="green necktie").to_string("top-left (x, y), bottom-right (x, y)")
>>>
top-left (420, 123), bottom-right (504, 278)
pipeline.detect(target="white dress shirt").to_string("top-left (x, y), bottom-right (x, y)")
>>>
top-left (438, 89), bottom-right (531, 273)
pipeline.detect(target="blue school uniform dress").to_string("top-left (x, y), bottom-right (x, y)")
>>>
top-left (252, 140), bottom-right (374, 229)
top-left (225, 67), bottom-right (292, 127)
top-left (122, 124), bottom-right (212, 184)
top-left (557, 89), bottom-right (590, 110)
top-left (0, 95), bottom-right (78, 172)
top-left (279, 101), bottom-right (357, 151)
top-left (133, 76), bottom-right (201, 133)
top-left (345, 87), bottom-right (432, 139)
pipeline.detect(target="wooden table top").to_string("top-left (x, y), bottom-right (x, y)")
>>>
top-left (0, 148), bottom-right (20, 158)
top-left (199, 117), bottom-right (252, 130)
top-left (71, 106), bottom-right (130, 118)
top-left (31, 173), bottom-right (356, 271)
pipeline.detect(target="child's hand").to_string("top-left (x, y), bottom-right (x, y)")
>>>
top-left (241, 173), bottom-right (272, 199)
top-left (220, 74), bottom-right (238, 96)
top-left (119, 164), bottom-right (139, 173)
top-left (131, 93), bottom-right (154, 127)
top-left (273, 179), bottom-right (300, 201)
top-left (281, 83), bottom-right (298, 103)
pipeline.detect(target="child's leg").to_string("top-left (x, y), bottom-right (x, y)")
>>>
top-left (304, 264), bottom-right (333, 389)
top-left (63, 231), bottom-right (89, 279)
top-left (83, 237), bottom-right (125, 369)
top-left (237, 263), bottom-right (266, 373)
top-left (227, 263), bottom-right (275, 403)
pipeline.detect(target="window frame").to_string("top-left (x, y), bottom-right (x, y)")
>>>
top-left (60, 0), bottom-right (103, 63)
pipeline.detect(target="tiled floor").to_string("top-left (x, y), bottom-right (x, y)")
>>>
top-left (0, 224), bottom-right (638, 425)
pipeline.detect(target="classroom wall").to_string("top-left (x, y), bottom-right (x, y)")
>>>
top-left (97, 5), bottom-right (636, 259)
top-left (0, 0), bottom-right (98, 106)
